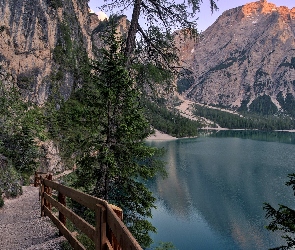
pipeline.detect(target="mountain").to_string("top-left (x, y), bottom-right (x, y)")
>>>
top-left (177, 0), bottom-right (295, 116)
top-left (0, 0), bottom-right (96, 105)
top-left (0, 1), bottom-right (132, 106)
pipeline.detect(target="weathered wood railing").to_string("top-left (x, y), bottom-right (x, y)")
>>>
top-left (34, 171), bottom-right (48, 187)
top-left (35, 172), bottom-right (142, 250)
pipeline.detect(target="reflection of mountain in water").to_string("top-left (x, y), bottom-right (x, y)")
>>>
top-left (147, 132), bottom-right (295, 249)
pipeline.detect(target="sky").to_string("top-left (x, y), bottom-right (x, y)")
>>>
top-left (88, 0), bottom-right (295, 32)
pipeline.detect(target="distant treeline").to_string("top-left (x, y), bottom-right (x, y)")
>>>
top-left (193, 104), bottom-right (295, 130)
top-left (143, 99), bottom-right (202, 137)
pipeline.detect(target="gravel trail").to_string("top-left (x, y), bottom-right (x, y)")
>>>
top-left (0, 186), bottom-right (66, 250)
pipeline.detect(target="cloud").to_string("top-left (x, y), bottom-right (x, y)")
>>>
top-left (97, 11), bottom-right (108, 21)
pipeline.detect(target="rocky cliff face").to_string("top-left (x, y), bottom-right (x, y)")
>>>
top-left (180, 0), bottom-right (295, 113)
top-left (0, 1), bottom-right (131, 174)
top-left (91, 15), bottom-right (130, 56)
top-left (0, 0), bottom-right (94, 105)
top-left (0, 0), bottom-right (104, 174)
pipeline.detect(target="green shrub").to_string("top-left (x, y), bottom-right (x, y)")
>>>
top-left (61, 241), bottom-right (73, 250)
top-left (49, 0), bottom-right (63, 9)
top-left (0, 163), bottom-right (23, 198)
top-left (154, 242), bottom-right (177, 250)
top-left (0, 194), bottom-right (4, 208)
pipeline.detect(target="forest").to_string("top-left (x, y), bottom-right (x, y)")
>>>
top-left (143, 99), bottom-right (202, 138)
top-left (193, 104), bottom-right (295, 130)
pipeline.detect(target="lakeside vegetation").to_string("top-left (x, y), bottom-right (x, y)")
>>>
top-left (193, 104), bottom-right (295, 130)
top-left (143, 99), bottom-right (202, 138)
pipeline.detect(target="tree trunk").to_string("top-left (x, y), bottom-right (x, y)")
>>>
top-left (124, 0), bottom-right (141, 64)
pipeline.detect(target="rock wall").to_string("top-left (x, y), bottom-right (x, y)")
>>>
top-left (91, 15), bottom-right (130, 55)
top-left (0, 0), bottom-right (105, 174)
top-left (0, 0), bottom-right (93, 105)
top-left (37, 140), bottom-right (63, 173)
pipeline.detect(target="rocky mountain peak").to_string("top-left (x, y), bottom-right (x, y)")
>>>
top-left (176, 0), bottom-right (295, 115)
top-left (242, 0), bottom-right (295, 20)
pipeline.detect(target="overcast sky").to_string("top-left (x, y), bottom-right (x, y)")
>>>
top-left (88, 0), bottom-right (295, 32)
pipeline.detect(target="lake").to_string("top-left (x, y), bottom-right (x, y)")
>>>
top-left (146, 131), bottom-right (295, 250)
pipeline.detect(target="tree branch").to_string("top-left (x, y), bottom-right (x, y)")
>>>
top-left (125, 0), bottom-right (142, 63)
top-left (137, 26), bottom-right (171, 67)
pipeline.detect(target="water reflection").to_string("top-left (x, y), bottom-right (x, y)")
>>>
top-left (147, 131), bottom-right (295, 250)
top-left (208, 130), bottom-right (295, 144)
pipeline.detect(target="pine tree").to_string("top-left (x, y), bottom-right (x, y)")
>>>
top-left (56, 25), bottom-right (165, 248)
top-left (101, 0), bottom-right (218, 61)
top-left (264, 174), bottom-right (295, 249)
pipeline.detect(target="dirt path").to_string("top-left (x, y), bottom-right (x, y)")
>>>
top-left (0, 186), bottom-right (65, 250)
top-left (53, 170), bottom-right (73, 180)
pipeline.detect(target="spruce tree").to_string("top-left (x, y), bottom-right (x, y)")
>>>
top-left (57, 25), bottom-right (165, 248)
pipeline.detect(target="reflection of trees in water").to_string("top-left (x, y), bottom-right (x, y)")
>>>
top-left (148, 140), bottom-right (193, 218)
top-left (147, 135), bottom-right (295, 249)
top-left (209, 130), bottom-right (295, 144)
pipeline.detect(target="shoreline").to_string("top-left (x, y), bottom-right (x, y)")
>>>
top-left (146, 128), bottom-right (295, 141)
top-left (275, 130), bottom-right (295, 132)
top-left (146, 129), bottom-right (178, 141)
top-left (201, 128), bottom-right (295, 133)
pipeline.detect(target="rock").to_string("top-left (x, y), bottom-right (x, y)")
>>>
top-left (38, 140), bottom-right (64, 174)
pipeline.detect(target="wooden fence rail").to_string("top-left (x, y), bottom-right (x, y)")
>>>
top-left (35, 172), bottom-right (142, 250)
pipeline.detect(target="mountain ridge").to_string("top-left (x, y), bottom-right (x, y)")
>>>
top-left (176, 0), bottom-right (295, 116)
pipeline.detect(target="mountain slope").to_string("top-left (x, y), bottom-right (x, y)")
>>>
top-left (180, 0), bottom-right (295, 116)
top-left (0, 0), bottom-right (94, 105)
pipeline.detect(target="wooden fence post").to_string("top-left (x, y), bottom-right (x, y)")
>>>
top-left (44, 174), bottom-right (53, 211)
top-left (48, 174), bottom-right (53, 211)
top-left (95, 205), bottom-right (107, 250)
top-left (58, 191), bottom-right (66, 236)
top-left (44, 176), bottom-right (49, 209)
top-left (40, 176), bottom-right (45, 217)
top-left (34, 171), bottom-right (38, 187)
top-left (109, 205), bottom-right (123, 250)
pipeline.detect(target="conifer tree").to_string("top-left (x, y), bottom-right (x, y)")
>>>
top-left (100, 0), bottom-right (218, 88)
top-left (57, 25), bottom-right (165, 247)
top-left (0, 83), bottom-right (42, 181)
top-left (264, 174), bottom-right (295, 249)
top-left (101, 0), bottom-right (218, 61)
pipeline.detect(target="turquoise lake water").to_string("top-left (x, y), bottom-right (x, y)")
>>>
top-left (146, 131), bottom-right (295, 250)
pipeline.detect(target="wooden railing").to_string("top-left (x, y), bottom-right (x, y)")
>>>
top-left (35, 172), bottom-right (142, 250)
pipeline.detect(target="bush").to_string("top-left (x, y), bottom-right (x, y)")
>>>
top-left (0, 194), bottom-right (4, 208)
top-left (0, 163), bottom-right (23, 198)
